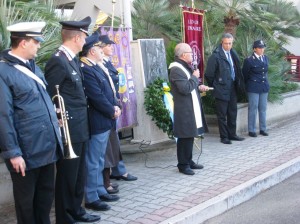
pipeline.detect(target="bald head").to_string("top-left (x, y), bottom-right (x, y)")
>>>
top-left (174, 43), bottom-right (193, 63)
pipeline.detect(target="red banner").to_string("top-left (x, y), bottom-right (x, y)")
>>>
top-left (182, 6), bottom-right (205, 83)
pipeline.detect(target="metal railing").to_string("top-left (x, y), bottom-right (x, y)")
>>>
top-left (286, 55), bottom-right (300, 81)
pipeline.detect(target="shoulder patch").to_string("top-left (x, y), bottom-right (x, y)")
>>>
top-left (80, 57), bottom-right (93, 67)
top-left (55, 50), bottom-right (62, 57)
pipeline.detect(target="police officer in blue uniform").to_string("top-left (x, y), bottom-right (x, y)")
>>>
top-left (0, 21), bottom-right (63, 224)
top-left (45, 17), bottom-right (100, 224)
top-left (242, 40), bottom-right (269, 137)
top-left (80, 32), bottom-right (121, 211)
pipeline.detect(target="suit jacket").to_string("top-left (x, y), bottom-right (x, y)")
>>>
top-left (45, 48), bottom-right (89, 144)
top-left (81, 58), bottom-right (118, 135)
top-left (242, 53), bottom-right (269, 93)
top-left (205, 45), bottom-right (245, 101)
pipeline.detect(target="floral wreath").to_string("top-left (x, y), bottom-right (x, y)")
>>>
top-left (144, 77), bottom-right (174, 139)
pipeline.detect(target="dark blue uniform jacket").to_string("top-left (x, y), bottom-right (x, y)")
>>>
top-left (0, 50), bottom-right (63, 171)
top-left (242, 53), bottom-right (269, 93)
top-left (45, 49), bottom-right (89, 143)
top-left (81, 59), bottom-right (118, 135)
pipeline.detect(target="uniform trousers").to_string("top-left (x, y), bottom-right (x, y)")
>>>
top-left (10, 163), bottom-right (55, 224)
top-left (85, 130), bottom-right (110, 204)
top-left (247, 92), bottom-right (268, 132)
top-left (177, 137), bottom-right (195, 170)
top-left (55, 142), bottom-right (87, 224)
top-left (215, 84), bottom-right (238, 139)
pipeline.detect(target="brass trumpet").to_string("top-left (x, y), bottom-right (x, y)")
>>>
top-left (52, 85), bottom-right (78, 159)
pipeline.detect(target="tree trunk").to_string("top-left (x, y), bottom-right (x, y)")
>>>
top-left (224, 16), bottom-right (240, 37)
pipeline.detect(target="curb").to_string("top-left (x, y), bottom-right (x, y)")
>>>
top-left (161, 156), bottom-right (300, 224)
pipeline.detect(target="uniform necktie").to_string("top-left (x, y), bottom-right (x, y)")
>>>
top-left (226, 52), bottom-right (235, 80)
top-left (260, 56), bottom-right (264, 62)
top-left (73, 57), bottom-right (80, 66)
top-left (26, 61), bottom-right (32, 71)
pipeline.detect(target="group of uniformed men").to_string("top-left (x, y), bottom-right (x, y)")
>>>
top-left (0, 16), bottom-right (137, 224)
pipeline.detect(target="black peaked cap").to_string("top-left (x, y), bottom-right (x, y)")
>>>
top-left (60, 16), bottom-right (91, 35)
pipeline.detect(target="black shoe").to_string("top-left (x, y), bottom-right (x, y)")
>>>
top-left (221, 138), bottom-right (232, 144)
top-left (74, 213), bottom-right (101, 222)
top-left (229, 135), bottom-right (245, 141)
top-left (260, 130), bottom-right (269, 136)
top-left (179, 168), bottom-right (195, 175)
top-left (249, 132), bottom-right (257, 137)
top-left (85, 200), bottom-right (111, 211)
top-left (190, 164), bottom-right (204, 169)
top-left (106, 187), bottom-right (119, 194)
top-left (111, 173), bottom-right (138, 181)
top-left (99, 193), bottom-right (120, 202)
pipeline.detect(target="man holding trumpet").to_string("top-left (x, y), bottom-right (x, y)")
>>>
top-left (45, 17), bottom-right (100, 224)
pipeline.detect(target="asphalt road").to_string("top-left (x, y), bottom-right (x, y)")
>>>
top-left (203, 172), bottom-right (300, 224)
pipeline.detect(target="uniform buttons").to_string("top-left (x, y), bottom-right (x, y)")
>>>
top-left (70, 117), bottom-right (73, 119)
top-left (262, 81), bottom-right (265, 83)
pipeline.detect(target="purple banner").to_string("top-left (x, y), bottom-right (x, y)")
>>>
top-left (99, 27), bottom-right (137, 130)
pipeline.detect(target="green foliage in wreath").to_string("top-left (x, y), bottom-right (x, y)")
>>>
top-left (144, 77), bottom-right (174, 139)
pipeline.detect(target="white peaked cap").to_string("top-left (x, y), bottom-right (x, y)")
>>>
top-left (7, 21), bottom-right (46, 42)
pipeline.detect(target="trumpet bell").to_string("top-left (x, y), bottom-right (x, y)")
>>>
top-left (64, 145), bottom-right (79, 159)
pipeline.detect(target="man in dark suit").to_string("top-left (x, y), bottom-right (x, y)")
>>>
top-left (45, 17), bottom-right (100, 224)
top-left (205, 33), bottom-right (245, 144)
top-left (100, 35), bottom-right (138, 181)
top-left (242, 40), bottom-right (269, 137)
top-left (80, 32), bottom-right (120, 211)
top-left (169, 43), bottom-right (209, 175)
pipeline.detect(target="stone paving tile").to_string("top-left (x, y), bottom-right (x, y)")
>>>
top-left (1, 116), bottom-right (300, 223)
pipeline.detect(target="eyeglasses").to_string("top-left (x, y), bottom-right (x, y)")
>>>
top-left (185, 51), bottom-right (193, 54)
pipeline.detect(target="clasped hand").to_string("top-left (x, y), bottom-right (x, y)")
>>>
top-left (113, 106), bottom-right (121, 119)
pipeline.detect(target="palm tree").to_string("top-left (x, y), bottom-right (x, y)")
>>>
top-left (0, 0), bottom-right (61, 67)
top-left (131, 0), bottom-right (181, 42)
top-left (204, 0), bottom-right (300, 42)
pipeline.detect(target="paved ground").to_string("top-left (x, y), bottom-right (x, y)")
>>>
top-left (203, 172), bottom-right (300, 224)
top-left (1, 115), bottom-right (300, 224)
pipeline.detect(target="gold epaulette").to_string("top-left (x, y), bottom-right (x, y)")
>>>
top-left (80, 57), bottom-right (93, 66)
